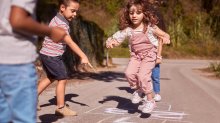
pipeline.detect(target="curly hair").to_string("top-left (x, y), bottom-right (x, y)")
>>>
top-left (119, 0), bottom-right (158, 32)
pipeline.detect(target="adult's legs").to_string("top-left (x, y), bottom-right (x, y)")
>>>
top-left (0, 83), bottom-right (11, 123)
top-left (0, 64), bottom-right (37, 123)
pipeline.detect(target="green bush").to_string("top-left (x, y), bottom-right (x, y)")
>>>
top-left (107, 47), bottom-right (130, 58)
top-left (209, 62), bottom-right (220, 77)
top-left (94, 0), bottom-right (124, 15)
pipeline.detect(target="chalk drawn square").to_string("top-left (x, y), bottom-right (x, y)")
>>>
top-left (153, 102), bottom-right (172, 111)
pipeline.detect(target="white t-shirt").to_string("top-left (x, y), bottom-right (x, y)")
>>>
top-left (0, 0), bottom-right (38, 64)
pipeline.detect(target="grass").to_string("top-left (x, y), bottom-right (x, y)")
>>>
top-left (209, 62), bottom-right (220, 77)
top-left (106, 47), bottom-right (130, 58)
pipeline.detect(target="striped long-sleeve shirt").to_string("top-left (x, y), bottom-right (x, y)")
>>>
top-left (40, 13), bottom-right (70, 56)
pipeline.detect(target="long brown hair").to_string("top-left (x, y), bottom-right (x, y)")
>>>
top-left (119, 0), bottom-right (158, 32)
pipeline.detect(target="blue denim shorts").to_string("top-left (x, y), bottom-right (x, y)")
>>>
top-left (0, 63), bottom-right (37, 123)
top-left (40, 54), bottom-right (68, 80)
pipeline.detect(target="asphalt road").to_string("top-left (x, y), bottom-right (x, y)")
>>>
top-left (37, 58), bottom-right (220, 123)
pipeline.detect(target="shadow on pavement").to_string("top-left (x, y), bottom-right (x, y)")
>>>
top-left (40, 93), bottom-right (89, 108)
top-left (99, 95), bottom-right (153, 118)
top-left (160, 77), bottom-right (171, 80)
top-left (98, 96), bottom-right (142, 114)
top-left (69, 71), bottom-right (127, 82)
top-left (117, 87), bottom-right (153, 118)
top-left (140, 113), bottom-right (151, 118)
top-left (38, 114), bottom-right (63, 123)
top-left (117, 87), bottom-right (134, 94)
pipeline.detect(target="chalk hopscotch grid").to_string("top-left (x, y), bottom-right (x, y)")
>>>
top-left (84, 102), bottom-right (192, 123)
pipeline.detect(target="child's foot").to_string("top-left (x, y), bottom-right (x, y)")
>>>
top-left (154, 94), bottom-right (161, 102)
top-left (141, 100), bottom-right (156, 113)
top-left (138, 96), bottom-right (149, 110)
top-left (131, 91), bottom-right (142, 104)
top-left (55, 105), bottom-right (77, 116)
top-left (142, 95), bottom-right (148, 102)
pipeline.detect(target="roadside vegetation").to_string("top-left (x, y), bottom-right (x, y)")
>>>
top-left (37, 0), bottom-right (220, 59)
top-left (209, 62), bottom-right (220, 78)
top-left (86, 0), bottom-right (220, 59)
top-left (162, 0), bottom-right (220, 59)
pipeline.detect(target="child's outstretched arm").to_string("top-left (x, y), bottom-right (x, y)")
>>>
top-left (151, 25), bottom-right (170, 44)
top-left (156, 39), bottom-right (163, 64)
top-left (64, 35), bottom-right (90, 64)
top-left (10, 5), bottom-right (66, 42)
top-left (106, 38), bottom-right (120, 48)
top-left (106, 28), bottom-right (130, 48)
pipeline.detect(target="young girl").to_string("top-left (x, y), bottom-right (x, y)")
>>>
top-left (106, 0), bottom-right (170, 113)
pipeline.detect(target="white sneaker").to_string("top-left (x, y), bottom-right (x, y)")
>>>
top-left (138, 102), bottom-right (145, 111)
top-left (142, 95), bottom-right (148, 102)
top-left (141, 100), bottom-right (156, 113)
top-left (131, 91), bottom-right (142, 104)
top-left (138, 96), bottom-right (148, 110)
top-left (154, 94), bottom-right (161, 102)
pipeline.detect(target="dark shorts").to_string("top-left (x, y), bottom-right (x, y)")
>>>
top-left (40, 54), bottom-right (68, 80)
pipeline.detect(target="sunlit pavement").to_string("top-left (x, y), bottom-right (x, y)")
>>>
top-left (37, 58), bottom-right (220, 123)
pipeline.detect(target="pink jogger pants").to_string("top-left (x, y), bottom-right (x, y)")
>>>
top-left (125, 51), bottom-right (156, 94)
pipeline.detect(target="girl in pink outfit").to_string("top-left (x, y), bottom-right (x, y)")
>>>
top-left (106, 0), bottom-right (170, 113)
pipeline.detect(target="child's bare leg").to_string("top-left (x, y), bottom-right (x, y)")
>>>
top-left (56, 79), bottom-right (67, 107)
top-left (38, 78), bottom-right (54, 95)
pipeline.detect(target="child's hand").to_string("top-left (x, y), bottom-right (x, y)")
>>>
top-left (162, 35), bottom-right (170, 44)
top-left (106, 41), bottom-right (114, 48)
top-left (162, 38), bottom-right (170, 44)
top-left (80, 56), bottom-right (97, 72)
top-left (112, 40), bottom-right (120, 46)
top-left (106, 39), bottom-right (119, 48)
top-left (156, 56), bottom-right (162, 64)
top-left (156, 58), bottom-right (162, 64)
top-left (80, 55), bottom-right (90, 64)
top-left (50, 27), bottom-right (67, 43)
